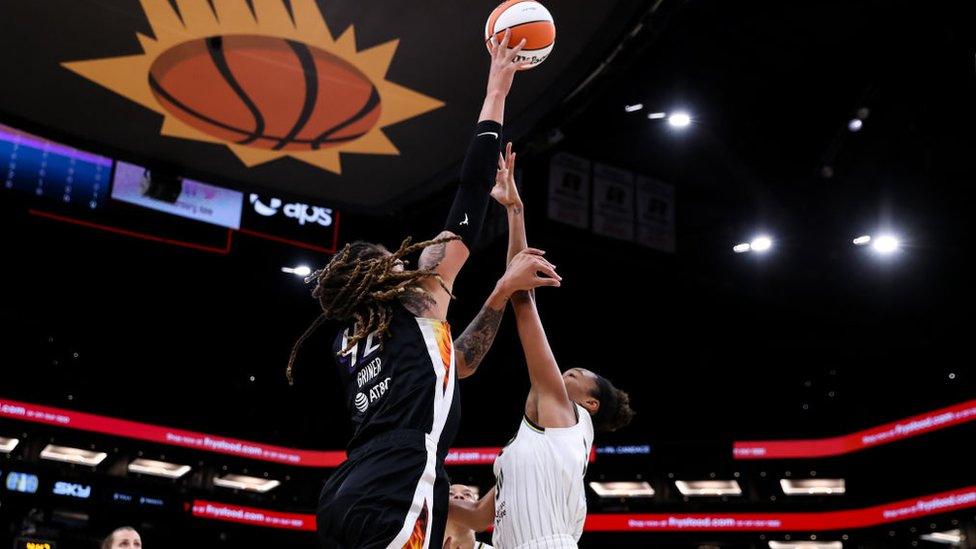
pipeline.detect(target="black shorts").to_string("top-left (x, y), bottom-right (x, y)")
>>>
top-left (317, 430), bottom-right (449, 549)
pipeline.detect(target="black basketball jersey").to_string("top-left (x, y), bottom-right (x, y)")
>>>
top-left (332, 301), bottom-right (461, 459)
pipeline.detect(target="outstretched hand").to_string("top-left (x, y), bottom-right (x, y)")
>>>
top-left (497, 248), bottom-right (561, 297)
top-left (486, 29), bottom-right (530, 97)
top-left (491, 141), bottom-right (523, 209)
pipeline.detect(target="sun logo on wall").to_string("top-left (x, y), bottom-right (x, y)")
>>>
top-left (62, 0), bottom-right (444, 174)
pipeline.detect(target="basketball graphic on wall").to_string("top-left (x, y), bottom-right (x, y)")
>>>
top-left (148, 35), bottom-right (382, 151)
top-left (62, 0), bottom-right (443, 174)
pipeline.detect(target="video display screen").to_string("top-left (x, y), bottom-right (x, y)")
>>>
top-left (0, 123), bottom-right (111, 209)
top-left (111, 160), bottom-right (244, 229)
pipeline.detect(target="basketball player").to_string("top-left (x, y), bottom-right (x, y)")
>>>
top-left (288, 32), bottom-right (548, 549)
top-left (101, 526), bottom-right (142, 549)
top-left (443, 484), bottom-right (494, 549)
top-left (447, 145), bottom-right (635, 548)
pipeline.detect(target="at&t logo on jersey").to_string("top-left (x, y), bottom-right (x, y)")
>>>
top-left (353, 377), bottom-right (391, 414)
top-left (369, 377), bottom-right (391, 404)
top-left (354, 392), bottom-right (369, 413)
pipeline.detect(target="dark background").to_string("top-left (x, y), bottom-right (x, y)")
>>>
top-left (2, 0), bottom-right (975, 547)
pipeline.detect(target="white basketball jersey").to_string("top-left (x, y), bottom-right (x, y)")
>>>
top-left (492, 405), bottom-right (594, 549)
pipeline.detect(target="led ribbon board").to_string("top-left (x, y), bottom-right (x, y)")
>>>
top-left (1, 398), bottom-right (549, 467)
top-left (734, 399), bottom-right (976, 459)
top-left (190, 487), bottom-right (976, 532)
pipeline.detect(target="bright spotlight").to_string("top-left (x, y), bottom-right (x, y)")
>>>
top-left (647, 112), bottom-right (667, 120)
top-left (668, 112), bottom-right (691, 128)
top-left (852, 235), bottom-right (872, 246)
top-left (750, 236), bottom-right (773, 253)
top-left (733, 243), bottom-right (751, 254)
top-left (848, 119), bottom-right (863, 132)
top-left (624, 103), bottom-right (644, 113)
top-left (281, 265), bottom-right (313, 277)
top-left (871, 235), bottom-right (900, 255)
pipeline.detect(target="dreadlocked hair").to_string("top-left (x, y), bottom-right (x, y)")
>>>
top-left (286, 235), bottom-right (460, 385)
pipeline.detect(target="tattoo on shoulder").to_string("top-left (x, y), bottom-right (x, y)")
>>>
top-left (399, 286), bottom-right (436, 317)
top-left (419, 242), bottom-right (447, 270)
top-left (455, 305), bottom-right (504, 375)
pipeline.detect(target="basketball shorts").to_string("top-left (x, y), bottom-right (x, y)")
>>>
top-left (317, 430), bottom-right (449, 549)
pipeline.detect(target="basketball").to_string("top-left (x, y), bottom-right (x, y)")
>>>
top-left (148, 35), bottom-right (381, 151)
top-left (484, 1), bottom-right (556, 70)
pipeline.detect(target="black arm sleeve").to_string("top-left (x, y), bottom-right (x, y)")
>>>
top-left (444, 120), bottom-right (503, 247)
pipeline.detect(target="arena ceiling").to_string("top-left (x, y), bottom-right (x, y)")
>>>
top-left (2, 2), bottom-right (976, 545)
top-left (0, 0), bottom-right (644, 210)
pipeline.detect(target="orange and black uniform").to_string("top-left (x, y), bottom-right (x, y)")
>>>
top-left (316, 122), bottom-right (501, 549)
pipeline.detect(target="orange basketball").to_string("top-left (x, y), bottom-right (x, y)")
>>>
top-left (484, 1), bottom-right (556, 69)
top-left (148, 35), bottom-right (381, 151)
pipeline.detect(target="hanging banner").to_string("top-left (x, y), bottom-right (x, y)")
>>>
top-left (636, 175), bottom-right (675, 252)
top-left (592, 163), bottom-right (635, 241)
top-left (548, 153), bottom-right (591, 229)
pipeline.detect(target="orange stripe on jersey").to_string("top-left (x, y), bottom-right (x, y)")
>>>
top-left (433, 321), bottom-right (453, 393)
top-left (402, 500), bottom-right (429, 549)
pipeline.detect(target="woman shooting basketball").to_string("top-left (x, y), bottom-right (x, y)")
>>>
top-left (447, 144), bottom-right (635, 548)
top-left (287, 32), bottom-right (547, 549)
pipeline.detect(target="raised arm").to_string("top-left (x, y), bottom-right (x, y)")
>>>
top-left (454, 246), bottom-right (563, 379)
top-left (454, 143), bottom-right (564, 379)
top-left (511, 286), bottom-right (577, 428)
top-left (491, 147), bottom-right (577, 427)
top-left (447, 488), bottom-right (496, 533)
top-left (413, 32), bottom-right (526, 320)
top-left (491, 142), bottom-right (528, 266)
top-left (453, 288), bottom-right (506, 379)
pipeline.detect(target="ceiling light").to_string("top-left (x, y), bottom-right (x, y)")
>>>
top-left (668, 112), bottom-right (691, 128)
top-left (128, 458), bottom-right (192, 479)
top-left (0, 436), bottom-right (19, 453)
top-left (40, 444), bottom-right (107, 466)
top-left (769, 542), bottom-right (842, 549)
top-left (920, 529), bottom-right (964, 545)
top-left (750, 236), bottom-right (773, 253)
top-left (675, 480), bottom-right (742, 497)
top-left (213, 473), bottom-right (280, 493)
top-left (590, 481), bottom-right (656, 498)
top-left (871, 235), bottom-right (900, 255)
top-left (780, 478), bottom-right (845, 495)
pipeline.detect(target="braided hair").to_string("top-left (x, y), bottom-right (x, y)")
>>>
top-left (286, 235), bottom-right (460, 384)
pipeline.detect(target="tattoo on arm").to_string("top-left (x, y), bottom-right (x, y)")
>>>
top-left (454, 304), bottom-right (504, 377)
top-left (418, 231), bottom-right (452, 270)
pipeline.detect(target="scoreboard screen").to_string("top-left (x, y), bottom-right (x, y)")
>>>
top-left (0, 123), bottom-right (111, 210)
